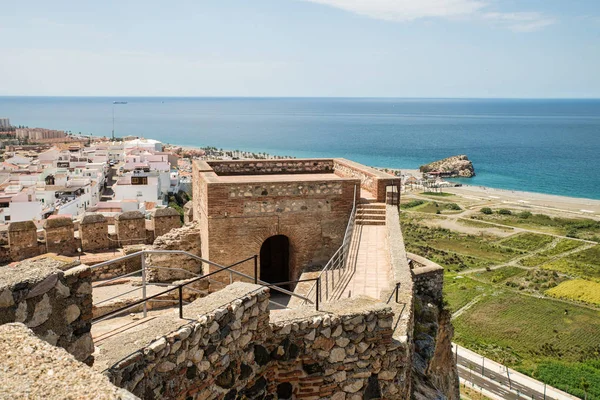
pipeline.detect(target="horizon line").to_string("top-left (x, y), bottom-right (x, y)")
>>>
top-left (1, 95), bottom-right (600, 100)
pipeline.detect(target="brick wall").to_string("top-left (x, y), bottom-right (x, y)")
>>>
top-left (0, 257), bottom-right (94, 364)
top-left (152, 208), bottom-right (182, 239)
top-left (333, 159), bottom-right (397, 202)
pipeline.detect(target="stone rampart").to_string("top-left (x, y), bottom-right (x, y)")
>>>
top-left (408, 252), bottom-right (445, 305)
top-left (207, 159), bottom-right (334, 176)
top-left (8, 220), bottom-right (40, 261)
top-left (115, 211), bottom-right (146, 246)
top-left (44, 217), bottom-right (78, 255)
top-left (80, 213), bottom-right (110, 251)
top-left (96, 282), bottom-right (411, 400)
top-left (0, 257), bottom-right (94, 364)
top-left (334, 158), bottom-right (397, 201)
top-left (0, 323), bottom-right (137, 400)
top-left (1, 208), bottom-right (182, 265)
top-left (151, 207), bottom-right (182, 239)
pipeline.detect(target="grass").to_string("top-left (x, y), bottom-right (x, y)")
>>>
top-left (421, 191), bottom-right (454, 197)
top-left (519, 239), bottom-right (587, 267)
top-left (472, 212), bottom-right (600, 242)
top-left (401, 199), bottom-right (462, 214)
top-left (546, 279), bottom-right (600, 305)
top-left (458, 218), bottom-right (515, 232)
top-left (401, 218), bottom-right (520, 272)
top-left (444, 273), bottom-right (494, 311)
top-left (540, 257), bottom-right (600, 282)
top-left (452, 287), bottom-right (600, 398)
top-left (497, 232), bottom-right (554, 252)
top-left (534, 360), bottom-right (600, 399)
top-left (472, 266), bottom-right (526, 284)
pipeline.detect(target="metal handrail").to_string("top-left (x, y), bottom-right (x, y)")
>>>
top-left (304, 185), bottom-right (357, 303)
top-left (90, 249), bottom-right (315, 324)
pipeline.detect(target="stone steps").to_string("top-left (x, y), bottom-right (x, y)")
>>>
top-left (356, 203), bottom-right (386, 225)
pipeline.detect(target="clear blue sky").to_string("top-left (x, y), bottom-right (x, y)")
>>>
top-left (1, 0), bottom-right (599, 97)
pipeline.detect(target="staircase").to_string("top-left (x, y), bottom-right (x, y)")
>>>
top-left (356, 202), bottom-right (386, 225)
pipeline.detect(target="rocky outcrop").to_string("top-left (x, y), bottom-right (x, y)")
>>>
top-left (411, 293), bottom-right (460, 400)
top-left (420, 155), bottom-right (475, 178)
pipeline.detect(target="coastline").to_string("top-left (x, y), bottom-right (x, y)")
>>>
top-left (171, 144), bottom-right (600, 217)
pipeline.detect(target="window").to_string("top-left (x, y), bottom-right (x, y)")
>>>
top-left (131, 176), bottom-right (148, 185)
top-left (0, 203), bottom-right (8, 208)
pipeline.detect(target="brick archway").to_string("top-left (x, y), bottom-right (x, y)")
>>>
top-left (260, 235), bottom-right (290, 288)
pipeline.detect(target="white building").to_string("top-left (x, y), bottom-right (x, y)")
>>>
top-left (0, 118), bottom-right (10, 129)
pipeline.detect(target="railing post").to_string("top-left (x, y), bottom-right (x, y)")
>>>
top-left (141, 251), bottom-right (147, 318)
top-left (316, 277), bottom-right (320, 311)
top-left (229, 270), bottom-right (233, 285)
top-left (254, 254), bottom-right (258, 284)
top-left (178, 285), bottom-right (183, 319)
top-left (395, 282), bottom-right (400, 304)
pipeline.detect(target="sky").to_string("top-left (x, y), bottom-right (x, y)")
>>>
top-left (1, 0), bottom-right (599, 98)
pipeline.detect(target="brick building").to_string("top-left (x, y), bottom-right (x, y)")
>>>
top-left (193, 158), bottom-right (396, 286)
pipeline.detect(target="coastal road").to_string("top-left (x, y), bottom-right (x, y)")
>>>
top-left (454, 344), bottom-right (580, 400)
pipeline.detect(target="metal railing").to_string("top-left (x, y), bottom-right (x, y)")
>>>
top-left (304, 185), bottom-right (358, 305)
top-left (386, 180), bottom-right (401, 210)
top-left (91, 249), bottom-right (316, 324)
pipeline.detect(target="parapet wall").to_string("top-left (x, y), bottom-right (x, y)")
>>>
top-left (0, 258), bottom-right (94, 364)
top-left (334, 158), bottom-right (397, 202)
top-left (1, 208), bottom-right (182, 264)
top-left (207, 159), bottom-right (334, 176)
top-left (96, 282), bottom-right (411, 400)
top-left (407, 252), bottom-right (445, 305)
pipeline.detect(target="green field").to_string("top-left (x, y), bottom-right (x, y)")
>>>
top-left (421, 191), bottom-right (454, 197)
top-left (540, 254), bottom-right (600, 282)
top-left (472, 266), bottom-right (526, 284)
top-left (519, 239), bottom-right (586, 267)
top-left (452, 286), bottom-right (600, 398)
top-left (444, 273), bottom-right (494, 311)
top-left (497, 232), bottom-right (554, 252)
top-left (471, 212), bottom-right (600, 242)
top-left (546, 279), bottom-right (600, 305)
top-left (400, 199), bottom-right (462, 214)
top-left (401, 218), bottom-right (520, 271)
top-left (457, 218), bottom-right (515, 232)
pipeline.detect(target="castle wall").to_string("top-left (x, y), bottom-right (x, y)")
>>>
top-left (333, 158), bottom-right (398, 202)
top-left (207, 159), bottom-right (334, 176)
top-left (8, 220), bottom-right (40, 261)
top-left (97, 282), bottom-right (411, 400)
top-left (152, 208), bottom-right (182, 239)
top-left (0, 258), bottom-right (94, 364)
top-left (44, 217), bottom-right (78, 255)
top-left (408, 252), bottom-right (445, 305)
top-left (80, 213), bottom-right (110, 252)
top-left (114, 211), bottom-right (146, 246)
top-left (199, 174), bottom-right (359, 285)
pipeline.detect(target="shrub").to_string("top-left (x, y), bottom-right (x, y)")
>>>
top-left (446, 203), bottom-right (462, 211)
top-left (480, 207), bottom-right (493, 215)
top-left (518, 211), bottom-right (532, 219)
top-left (401, 200), bottom-right (425, 209)
top-left (498, 209), bottom-right (512, 215)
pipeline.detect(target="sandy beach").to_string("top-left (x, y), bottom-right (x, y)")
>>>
top-left (400, 169), bottom-right (600, 217)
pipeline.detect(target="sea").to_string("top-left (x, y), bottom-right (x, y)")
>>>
top-left (1, 97), bottom-right (599, 200)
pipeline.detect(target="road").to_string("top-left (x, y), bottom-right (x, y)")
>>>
top-left (455, 344), bottom-right (580, 400)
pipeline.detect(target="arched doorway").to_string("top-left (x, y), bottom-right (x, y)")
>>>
top-left (260, 235), bottom-right (290, 288)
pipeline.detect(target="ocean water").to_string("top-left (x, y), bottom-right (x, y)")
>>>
top-left (1, 97), bottom-right (599, 200)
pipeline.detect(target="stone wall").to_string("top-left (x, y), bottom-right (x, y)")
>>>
top-left (0, 208), bottom-right (183, 265)
top-left (96, 282), bottom-right (412, 400)
top-left (0, 323), bottom-right (137, 400)
top-left (80, 213), bottom-right (110, 252)
top-left (115, 211), bottom-right (147, 246)
top-left (8, 220), bottom-right (40, 261)
top-left (44, 217), bottom-right (78, 255)
top-left (152, 207), bottom-right (182, 239)
top-left (333, 158), bottom-right (397, 202)
top-left (0, 257), bottom-right (94, 364)
top-left (88, 245), bottom-right (144, 281)
top-left (408, 252), bottom-right (445, 306)
top-left (208, 159), bottom-right (334, 176)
